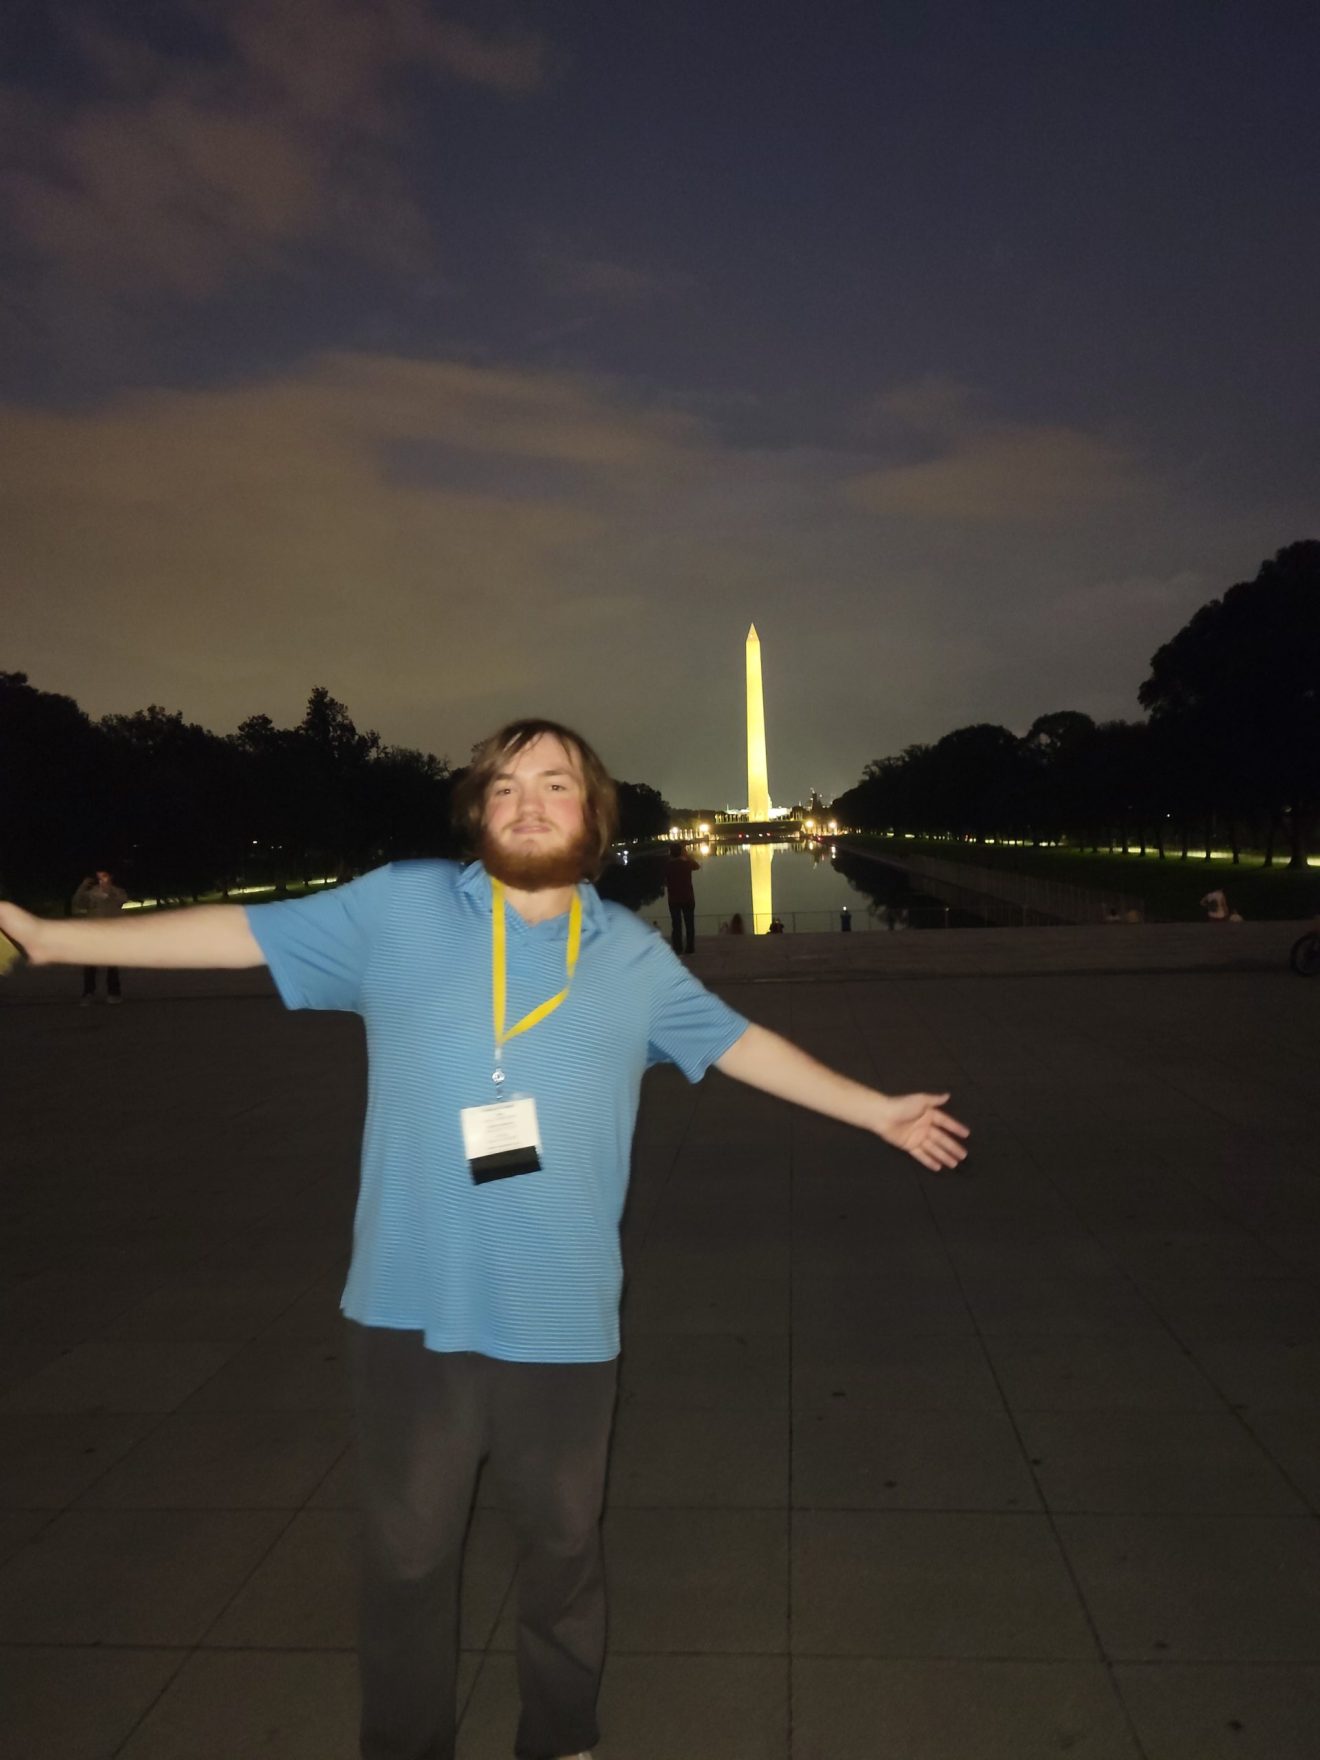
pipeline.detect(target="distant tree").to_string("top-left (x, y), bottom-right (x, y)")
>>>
top-left (362, 746), bottom-right (456, 863)
top-left (1091, 721), bottom-right (1158, 855)
top-left (0, 671), bottom-right (117, 904)
top-left (1021, 711), bottom-right (1097, 846)
top-left (300, 686), bottom-right (379, 766)
top-left (832, 744), bottom-right (931, 833)
top-left (232, 712), bottom-right (321, 891)
top-left (614, 780), bottom-right (670, 844)
top-left (836, 715), bottom-right (1161, 855)
top-left (1139, 541), bottom-right (1320, 866)
top-left (99, 706), bottom-right (246, 899)
top-left (1022, 710), bottom-right (1097, 763)
top-left (921, 723), bottom-right (1029, 841)
top-left (296, 686), bottom-right (381, 875)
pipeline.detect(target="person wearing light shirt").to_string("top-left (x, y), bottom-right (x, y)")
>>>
top-left (0, 718), bottom-right (969, 1760)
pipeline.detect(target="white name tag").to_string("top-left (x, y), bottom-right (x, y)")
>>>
top-left (460, 1097), bottom-right (543, 1184)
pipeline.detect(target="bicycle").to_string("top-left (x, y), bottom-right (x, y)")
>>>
top-left (1290, 929), bottom-right (1320, 977)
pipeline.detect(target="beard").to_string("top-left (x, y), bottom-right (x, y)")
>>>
top-left (479, 824), bottom-right (593, 890)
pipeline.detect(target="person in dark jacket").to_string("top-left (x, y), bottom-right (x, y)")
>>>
top-left (663, 841), bottom-right (701, 955)
top-left (72, 868), bottom-right (128, 1003)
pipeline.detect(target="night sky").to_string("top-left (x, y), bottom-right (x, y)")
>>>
top-left (3, 0), bottom-right (1317, 807)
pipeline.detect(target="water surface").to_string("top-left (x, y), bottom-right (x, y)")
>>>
top-left (614, 842), bottom-right (913, 935)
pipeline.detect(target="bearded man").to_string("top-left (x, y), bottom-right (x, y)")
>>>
top-left (0, 717), bottom-right (968, 1760)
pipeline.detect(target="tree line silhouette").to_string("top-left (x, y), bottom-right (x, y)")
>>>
top-left (832, 541), bottom-right (1320, 869)
top-left (0, 681), bottom-right (671, 908)
top-left (5, 540), bottom-right (1314, 906)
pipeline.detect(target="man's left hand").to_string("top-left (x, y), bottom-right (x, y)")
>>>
top-left (875, 1092), bottom-right (970, 1173)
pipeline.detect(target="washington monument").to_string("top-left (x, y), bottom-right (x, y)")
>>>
top-left (745, 623), bottom-right (771, 820)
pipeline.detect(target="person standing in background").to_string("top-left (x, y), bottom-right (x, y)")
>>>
top-left (664, 840), bottom-right (700, 955)
top-left (72, 867), bottom-right (128, 1004)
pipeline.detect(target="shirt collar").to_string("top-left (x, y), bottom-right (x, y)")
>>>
top-left (457, 860), bottom-right (605, 936)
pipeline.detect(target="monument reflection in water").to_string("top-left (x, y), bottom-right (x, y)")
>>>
top-left (749, 844), bottom-right (774, 934)
top-left (744, 622), bottom-right (778, 933)
top-left (691, 840), bottom-right (875, 934)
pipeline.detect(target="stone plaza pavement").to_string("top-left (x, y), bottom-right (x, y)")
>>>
top-left (1, 920), bottom-right (1319, 1759)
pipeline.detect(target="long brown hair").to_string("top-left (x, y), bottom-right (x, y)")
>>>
top-left (454, 718), bottom-right (619, 878)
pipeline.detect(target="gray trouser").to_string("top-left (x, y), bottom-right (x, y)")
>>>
top-left (347, 1322), bottom-right (618, 1760)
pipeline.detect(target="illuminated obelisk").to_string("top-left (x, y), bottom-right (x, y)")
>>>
top-left (745, 623), bottom-right (771, 822)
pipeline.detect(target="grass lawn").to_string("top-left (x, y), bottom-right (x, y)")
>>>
top-left (847, 835), bottom-right (1320, 922)
top-left (117, 879), bottom-right (336, 914)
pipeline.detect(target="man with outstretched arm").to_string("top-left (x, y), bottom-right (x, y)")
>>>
top-left (0, 716), bottom-right (968, 1760)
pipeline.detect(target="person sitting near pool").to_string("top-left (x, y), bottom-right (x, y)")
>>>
top-left (1201, 889), bottom-right (1243, 921)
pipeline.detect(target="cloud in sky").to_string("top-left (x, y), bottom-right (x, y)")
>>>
top-left (845, 378), bottom-right (1144, 525)
top-left (536, 248), bottom-right (693, 307)
top-left (846, 426), bottom-right (1140, 525)
top-left (0, 352), bottom-right (703, 761)
top-left (0, 0), bottom-right (549, 298)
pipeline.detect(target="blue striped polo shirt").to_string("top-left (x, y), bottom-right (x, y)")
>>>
top-left (245, 860), bottom-right (748, 1362)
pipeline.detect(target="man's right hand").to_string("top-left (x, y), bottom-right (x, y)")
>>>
top-left (0, 899), bottom-right (265, 971)
top-left (0, 902), bottom-right (44, 965)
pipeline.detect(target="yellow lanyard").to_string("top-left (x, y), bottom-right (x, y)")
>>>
top-left (490, 878), bottom-right (582, 1068)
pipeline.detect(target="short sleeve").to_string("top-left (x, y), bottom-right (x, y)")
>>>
top-left (245, 865), bottom-right (395, 1012)
top-left (646, 940), bottom-right (748, 1082)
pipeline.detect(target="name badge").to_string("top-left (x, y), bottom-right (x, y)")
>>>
top-left (460, 1097), bottom-right (542, 1184)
